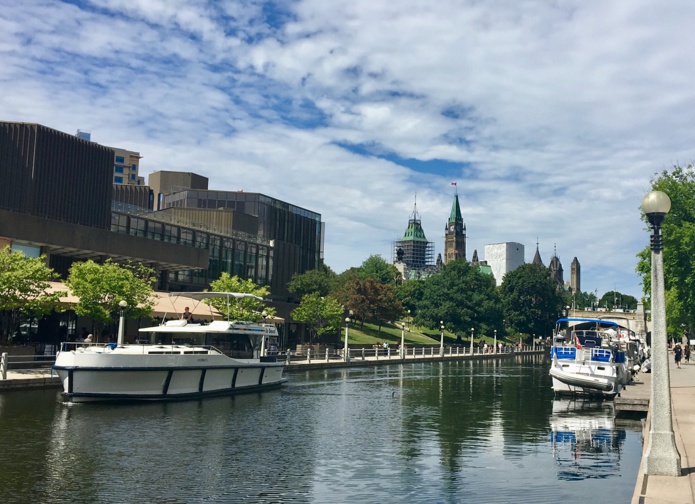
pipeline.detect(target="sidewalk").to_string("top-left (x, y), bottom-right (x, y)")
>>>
top-left (633, 358), bottom-right (695, 503)
top-left (0, 368), bottom-right (60, 390)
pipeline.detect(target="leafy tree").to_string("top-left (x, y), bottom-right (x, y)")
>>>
top-left (0, 247), bottom-right (62, 343)
top-left (636, 164), bottom-right (695, 338)
top-left (500, 263), bottom-right (564, 340)
top-left (416, 260), bottom-right (501, 339)
top-left (395, 278), bottom-right (426, 319)
top-left (335, 276), bottom-right (403, 332)
top-left (67, 259), bottom-right (156, 339)
top-left (358, 255), bottom-right (400, 284)
top-left (287, 265), bottom-right (337, 299)
top-left (291, 293), bottom-right (343, 343)
top-left (599, 291), bottom-right (638, 311)
top-left (567, 290), bottom-right (598, 311)
top-left (208, 272), bottom-right (275, 321)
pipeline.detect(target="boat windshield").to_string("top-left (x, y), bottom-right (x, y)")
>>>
top-left (574, 331), bottom-right (602, 348)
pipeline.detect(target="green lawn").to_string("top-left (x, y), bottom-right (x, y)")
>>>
top-left (343, 321), bottom-right (510, 346)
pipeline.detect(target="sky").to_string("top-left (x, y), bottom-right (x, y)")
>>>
top-left (2, 1), bottom-right (694, 299)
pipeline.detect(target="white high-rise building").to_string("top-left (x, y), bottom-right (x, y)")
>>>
top-left (484, 242), bottom-right (525, 286)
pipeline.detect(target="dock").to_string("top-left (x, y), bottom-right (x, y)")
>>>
top-left (616, 371), bottom-right (650, 417)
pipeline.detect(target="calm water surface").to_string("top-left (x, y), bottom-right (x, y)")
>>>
top-left (0, 355), bottom-right (642, 503)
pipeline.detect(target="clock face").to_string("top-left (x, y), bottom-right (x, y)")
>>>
top-left (449, 225), bottom-right (454, 232)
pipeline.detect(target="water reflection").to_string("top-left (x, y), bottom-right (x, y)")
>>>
top-left (550, 399), bottom-right (628, 482)
top-left (0, 357), bottom-right (641, 503)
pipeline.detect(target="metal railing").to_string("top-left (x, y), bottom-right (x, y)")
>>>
top-left (286, 344), bottom-right (536, 364)
top-left (1, 352), bottom-right (56, 379)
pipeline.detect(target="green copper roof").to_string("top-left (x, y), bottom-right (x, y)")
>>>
top-left (449, 194), bottom-right (463, 224)
top-left (402, 219), bottom-right (428, 242)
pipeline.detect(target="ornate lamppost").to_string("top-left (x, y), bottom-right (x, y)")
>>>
top-left (400, 321), bottom-right (406, 359)
top-left (117, 300), bottom-right (127, 346)
top-left (439, 321), bottom-right (445, 357)
top-left (642, 190), bottom-right (681, 476)
top-left (470, 327), bottom-right (474, 354)
top-left (344, 317), bottom-right (351, 362)
top-left (493, 329), bottom-right (497, 355)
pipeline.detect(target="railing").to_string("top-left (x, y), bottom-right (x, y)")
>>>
top-left (286, 344), bottom-right (536, 364)
top-left (1, 352), bottom-right (56, 379)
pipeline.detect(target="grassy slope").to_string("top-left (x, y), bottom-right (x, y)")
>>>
top-left (345, 321), bottom-right (510, 346)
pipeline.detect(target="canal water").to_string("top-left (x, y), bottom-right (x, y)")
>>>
top-left (0, 355), bottom-right (642, 503)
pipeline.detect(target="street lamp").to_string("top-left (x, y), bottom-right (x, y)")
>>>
top-left (401, 322), bottom-right (406, 359)
top-left (470, 327), bottom-right (474, 354)
top-left (493, 329), bottom-right (497, 355)
top-left (439, 321), bottom-right (445, 357)
top-left (642, 190), bottom-right (681, 476)
top-left (117, 300), bottom-right (127, 346)
top-left (344, 317), bottom-right (351, 362)
top-left (260, 310), bottom-right (269, 356)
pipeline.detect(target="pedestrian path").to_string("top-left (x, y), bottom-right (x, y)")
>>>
top-left (633, 358), bottom-right (695, 503)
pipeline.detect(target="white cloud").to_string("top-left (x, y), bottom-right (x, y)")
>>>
top-left (3, 0), bottom-right (695, 297)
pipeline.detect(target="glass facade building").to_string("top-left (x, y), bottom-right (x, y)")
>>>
top-left (162, 190), bottom-right (322, 300)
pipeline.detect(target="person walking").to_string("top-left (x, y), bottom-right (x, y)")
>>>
top-left (684, 344), bottom-right (691, 364)
top-left (674, 343), bottom-right (683, 369)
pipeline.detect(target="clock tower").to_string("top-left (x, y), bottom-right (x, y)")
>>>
top-left (444, 189), bottom-right (466, 263)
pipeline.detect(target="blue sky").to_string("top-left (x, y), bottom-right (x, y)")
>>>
top-left (3, 0), bottom-right (695, 298)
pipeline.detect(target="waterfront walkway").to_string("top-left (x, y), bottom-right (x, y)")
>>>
top-left (633, 358), bottom-right (695, 503)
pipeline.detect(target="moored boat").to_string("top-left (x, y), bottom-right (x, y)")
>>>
top-left (53, 292), bottom-right (286, 403)
top-left (549, 318), bottom-right (629, 398)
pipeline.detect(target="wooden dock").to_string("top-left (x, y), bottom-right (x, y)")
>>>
top-left (615, 371), bottom-right (650, 417)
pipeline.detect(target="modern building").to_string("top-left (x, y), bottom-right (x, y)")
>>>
top-left (0, 122), bottom-right (322, 306)
top-left (74, 130), bottom-right (144, 186)
top-left (444, 190), bottom-right (466, 263)
top-left (153, 171), bottom-right (323, 300)
top-left (483, 242), bottom-right (525, 286)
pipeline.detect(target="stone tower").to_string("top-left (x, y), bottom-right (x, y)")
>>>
top-left (571, 257), bottom-right (581, 293)
top-left (444, 188), bottom-right (466, 263)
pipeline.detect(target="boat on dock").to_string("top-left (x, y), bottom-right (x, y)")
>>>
top-left (53, 292), bottom-right (286, 403)
top-left (549, 318), bottom-right (630, 398)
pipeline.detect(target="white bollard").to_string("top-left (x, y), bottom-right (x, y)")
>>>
top-left (307, 348), bottom-right (312, 364)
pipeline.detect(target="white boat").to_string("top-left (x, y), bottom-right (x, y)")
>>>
top-left (53, 292), bottom-right (286, 403)
top-left (549, 318), bottom-right (628, 398)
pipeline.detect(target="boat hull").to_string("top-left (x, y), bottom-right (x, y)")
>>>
top-left (549, 348), bottom-right (624, 398)
top-left (54, 345), bottom-right (285, 403)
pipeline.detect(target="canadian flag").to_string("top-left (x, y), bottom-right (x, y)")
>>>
top-left (451, 182), bottom-right (457, 186)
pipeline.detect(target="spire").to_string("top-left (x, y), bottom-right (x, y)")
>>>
top-left (532, 240), bottom-right (544, 267)
top-left (449, 193), bottom-right (463, 225)
top-left (402, 196), bottom-right (428, 242)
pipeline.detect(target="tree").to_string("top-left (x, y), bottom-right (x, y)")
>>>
top-left (567, 290), bottom-right (598, 311)
top-left (416, 260), bottom-right (501, 339)
top-left (287, 265), bottom-right (337, 299)
top-left (500, 263), bottom-right (564, 339)
top-left (0, 247), bottom-right (62, 343)
top-left (636, 164), bottom-right (695, 339)
top-left (67, 259), bottom-right (156, 339)
top-left (598, 291), bottom-right (638, 311)
top-left (291, 293), bottom-right (343, 343)
top-left (334, 276), bottom-right (403, 332)
top-left (208, 272), bottom-right (275, 321)
top-left (358, 255), bottom-right (400, 284)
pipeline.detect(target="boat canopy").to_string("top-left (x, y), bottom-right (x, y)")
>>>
top-left (555, 318), bottom-right (619, 327)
